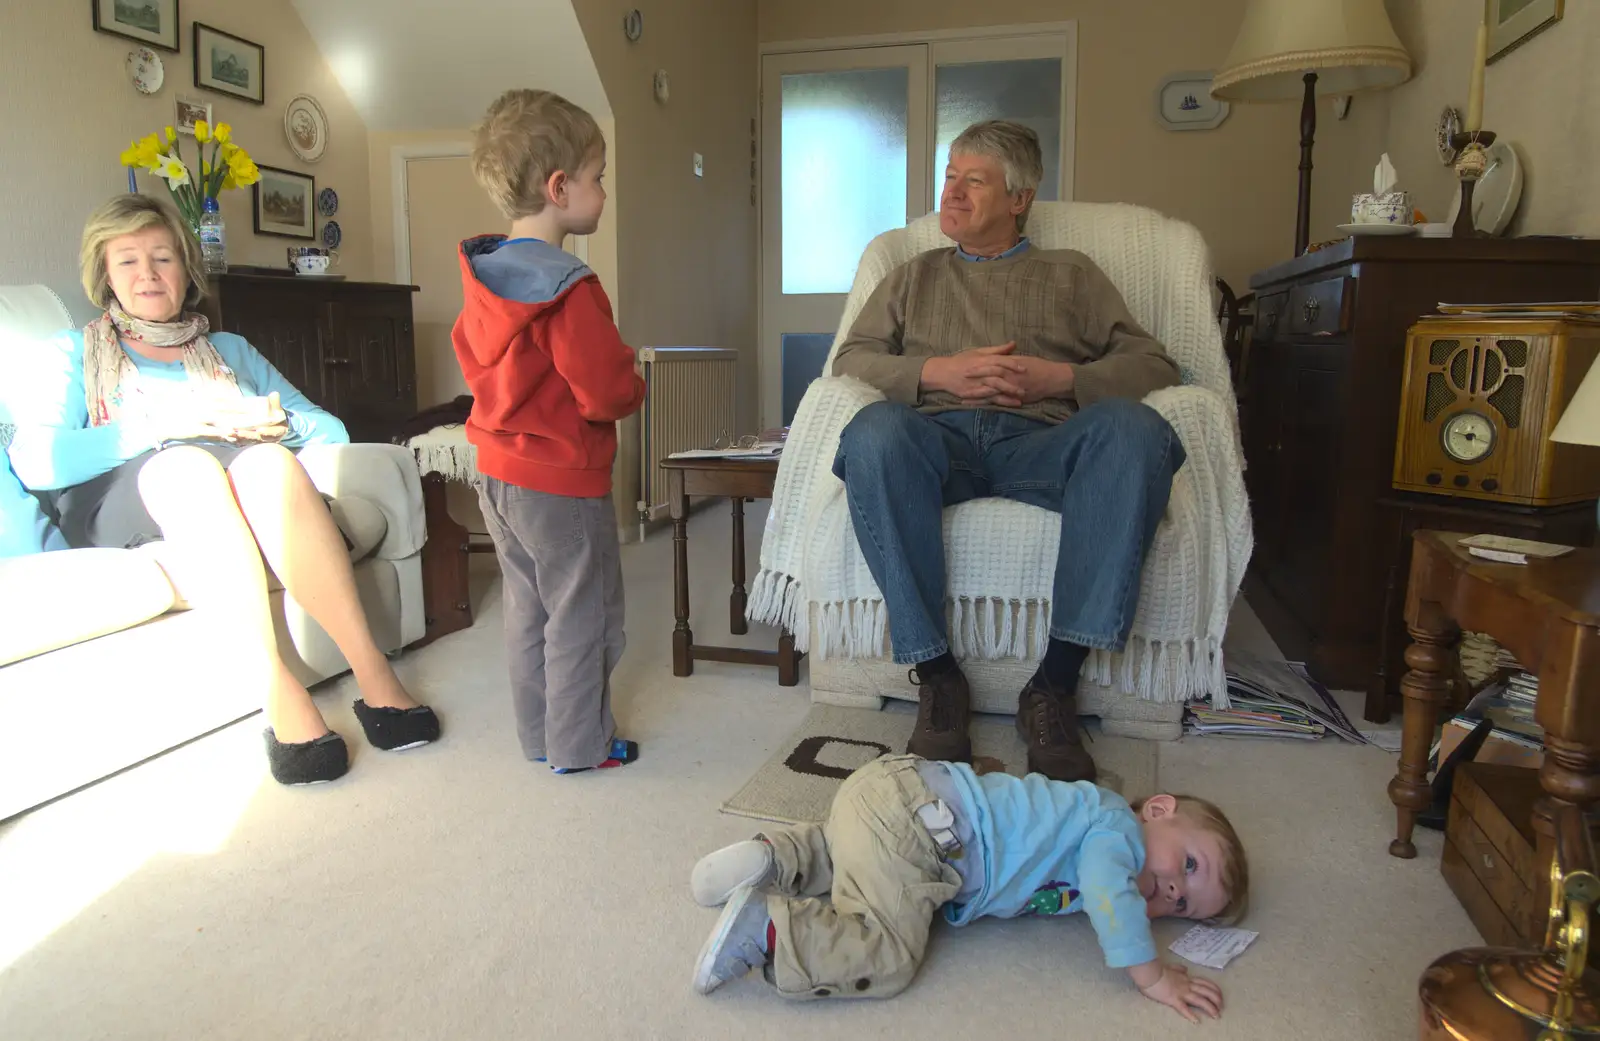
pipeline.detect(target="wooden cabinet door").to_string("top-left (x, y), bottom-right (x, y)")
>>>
top-left (323, 294), bottom-right (417, 443)
top-left (209, 284), bottom-right (330, 409)
top-left (1267, 340), bottom-right (1345, 633)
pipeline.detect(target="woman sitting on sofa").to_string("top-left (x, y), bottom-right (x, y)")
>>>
top-left (6, 194), bottom-right (439, 786)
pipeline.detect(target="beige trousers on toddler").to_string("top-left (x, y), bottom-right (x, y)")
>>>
top-left (763, 755), bottom-right (962, 1000)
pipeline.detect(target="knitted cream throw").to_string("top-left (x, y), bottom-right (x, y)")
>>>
top-left (747, 203), bottom-right (1254, 704)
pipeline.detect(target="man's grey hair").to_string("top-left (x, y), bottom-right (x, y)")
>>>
top-left (949, 120), bottom-right (1044, 231)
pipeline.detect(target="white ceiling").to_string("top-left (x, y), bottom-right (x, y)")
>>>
top-left (290, 0), bottom-right (610, 133)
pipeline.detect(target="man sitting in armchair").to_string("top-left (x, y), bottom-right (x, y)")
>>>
top-left (831, 120), bottom-right (1185, 782)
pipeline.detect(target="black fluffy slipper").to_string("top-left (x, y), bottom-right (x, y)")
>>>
top-left (353, 700), bottom-right (441, 751)
top-left (264, 728), bottom-right (349, 785)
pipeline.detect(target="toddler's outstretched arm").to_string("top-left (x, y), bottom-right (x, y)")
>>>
top-left (1128, 959), bottom-right (1222, 1022)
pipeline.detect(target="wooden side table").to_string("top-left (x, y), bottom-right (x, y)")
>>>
top-left (659, 456), bottom-right (803, 685)
top-left (1387, 531), bottom-right (1600, 923)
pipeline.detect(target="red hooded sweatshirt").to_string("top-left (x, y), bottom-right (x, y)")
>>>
top-left (452, 235), bottom-right (645, 498)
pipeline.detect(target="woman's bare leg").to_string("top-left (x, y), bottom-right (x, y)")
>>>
top-left (226, 444), bottom-right (420, 714)
top-left (136, 446), bottom-right (329, 743)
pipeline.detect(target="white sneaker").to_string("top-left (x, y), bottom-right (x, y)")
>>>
top-left (691, 884), bottom-right (771, 995)
top-left (690, 839), bottom-right (775, 907)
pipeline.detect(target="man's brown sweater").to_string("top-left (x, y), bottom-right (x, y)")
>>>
top-left (831, 246), bottom-right (1180, 425)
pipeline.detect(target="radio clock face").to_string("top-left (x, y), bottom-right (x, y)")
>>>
top-left (1441, 410), bottom-right (1495, 463)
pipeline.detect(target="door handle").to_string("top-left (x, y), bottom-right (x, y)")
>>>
top-left (324, 357), bottom-right (351, 367)
top-left (1302, 298), bottom-right (1321, 324)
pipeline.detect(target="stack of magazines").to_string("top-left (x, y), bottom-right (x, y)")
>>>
top-left (1184, 650), bottom-right (1365, 744)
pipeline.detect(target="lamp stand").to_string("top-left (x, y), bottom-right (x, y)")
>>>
top-left (1295, 71), bottom-right (1317, 258)
top-left (1450, 129), bottom-right (1497, 238)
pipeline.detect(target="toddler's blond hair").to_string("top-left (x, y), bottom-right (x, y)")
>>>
top-left (471, 89), bottom-right (604, 220)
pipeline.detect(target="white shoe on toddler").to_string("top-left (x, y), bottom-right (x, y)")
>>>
top-left (691, 839), bottom-right (775, 907)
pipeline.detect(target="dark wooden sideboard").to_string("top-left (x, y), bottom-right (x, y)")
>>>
top-left (1241, 237), bottom-right (1600, 696)
top-left (199, 274), bottom-right (419, 443)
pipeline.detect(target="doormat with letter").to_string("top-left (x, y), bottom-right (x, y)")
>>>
top-left (722, 704), bottom-right (1159, 826)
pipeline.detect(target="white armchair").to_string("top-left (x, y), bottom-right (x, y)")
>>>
top-left (747, 203), bottom-right (1253, 740)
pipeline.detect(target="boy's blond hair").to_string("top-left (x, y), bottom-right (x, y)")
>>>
top-left (471, 89), bottom-right (604, 220)
top-left (1131, 794), bottom-right (1250, 927)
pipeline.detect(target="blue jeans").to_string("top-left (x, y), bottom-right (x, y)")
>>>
top-left (832, 399), bottom-right (1185, 665)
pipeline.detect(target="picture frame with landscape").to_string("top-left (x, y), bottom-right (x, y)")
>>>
top-left (1489, 0), bottom-right (1564, 63)
top-left (193, 22), bottom-right (264, 104)
top-left (174, 95), bottom-right (211, 136)
top-left (253, 165), bottom-right (315, 240)
top-left (93, 0), bottom-right (180, 52)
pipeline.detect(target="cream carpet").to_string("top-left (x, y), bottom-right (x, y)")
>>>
top-left (723, 703), bottom-right (1158, 825)
top-left (0, 503), bottom-right (1479, 1040)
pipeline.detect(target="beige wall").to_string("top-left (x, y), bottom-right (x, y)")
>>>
top-left (758, 0), bottom-right (1391, 290)
top-left (0, 0), bottom-right (372, 323)
top-left (1384, 0), bottom-right (1598, 237)
top-left (572, 0), bottom-right (760, 424)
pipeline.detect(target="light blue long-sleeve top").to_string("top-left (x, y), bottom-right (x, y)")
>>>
top-left (938, 763), bottom-right (1156, 969)
top-left (6, 329), bottom-right (347, 492)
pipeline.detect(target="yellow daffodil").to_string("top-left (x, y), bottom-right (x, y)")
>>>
top-left (222, 169), bottom-right (237, 192)
top-left (165, 126), bottom-right (176, 143)
top-left (220, 141), bottom-right (240, 160)
top-left (152, 153), bottom-right (190, 189)
top-left (202, 160), bottom-right (212, 177)
top-left (120, 135), bottom-right (164, 169)
top-left (195, 120), bottom-right (211, 143)
top-left (213, 123), bottom-right (231, 144)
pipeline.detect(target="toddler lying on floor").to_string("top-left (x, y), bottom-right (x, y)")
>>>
top-left (689, 753), bottom-right (1248, 1021)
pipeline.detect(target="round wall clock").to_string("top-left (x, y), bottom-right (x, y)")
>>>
top-left (284, 94), bottom-right (330, 163)
top-left (1436, 106), bottom-right (1462, 165)
top-left (127, 48), bottom-right (164, 94)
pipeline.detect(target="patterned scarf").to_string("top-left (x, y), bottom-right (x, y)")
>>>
top-left (83, 305), bottom-right (243, 427)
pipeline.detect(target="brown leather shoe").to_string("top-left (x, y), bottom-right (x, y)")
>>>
top-left (1016, 678), bottom-right (1096, 782)
top-left (905, 665), bottom-right (972, 763)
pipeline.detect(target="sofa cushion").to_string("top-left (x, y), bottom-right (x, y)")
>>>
top-left (0, 548), bottom-right (176, 666)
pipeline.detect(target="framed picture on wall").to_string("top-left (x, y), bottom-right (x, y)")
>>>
top-left (174, 95), bottom-right (212, 136)
top-left (1489, 0), bottom-right (1564, 63)
top-left (93, 0), bottom-right (180, 52)
top-left (253, 165), bottom-right (316, 239)
top-left (193, 22), bottom-right (265, 104)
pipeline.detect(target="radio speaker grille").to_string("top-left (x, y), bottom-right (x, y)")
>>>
top-left (1424, 373), bottom-right (1455, 422)
top-left (1488, 374), bottom-right (1524, 428)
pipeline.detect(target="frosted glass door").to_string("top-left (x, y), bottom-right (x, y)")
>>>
top-left (760, 47), bottom-right (929, 428)
top-left (930, 36), bottom-right (1074, 206)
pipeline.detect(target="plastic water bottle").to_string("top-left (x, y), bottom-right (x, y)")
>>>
top-left (199, 196), bottom-right (227, 275)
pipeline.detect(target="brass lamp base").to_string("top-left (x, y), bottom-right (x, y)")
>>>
top-left (1420, 947), bottom-right (1600, 1039)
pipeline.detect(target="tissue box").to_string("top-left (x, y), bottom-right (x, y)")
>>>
top-left (1352, 191), bottom-right (1412, 224)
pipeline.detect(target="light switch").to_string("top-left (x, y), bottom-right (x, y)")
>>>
top-left (693, 152), bottom-right (704, 177)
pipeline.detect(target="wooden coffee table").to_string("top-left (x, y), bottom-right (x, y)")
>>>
top-left (659, 455), bottom-right (803, 685)
top-left (1387, 531), bottom-right (1600, 920)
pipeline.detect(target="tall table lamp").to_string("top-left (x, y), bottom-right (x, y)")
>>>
top-left (1212, 0), bottom-right (1413, 258)
top-left (1551, 356), bottom-right (1600, 529)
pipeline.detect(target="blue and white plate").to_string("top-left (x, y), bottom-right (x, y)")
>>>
top-left (322, 220), bottom-right (342, 250)
top-left (317, 187), bottom-right (339, 217)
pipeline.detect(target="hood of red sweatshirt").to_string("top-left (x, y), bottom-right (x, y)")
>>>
top-left (456, 235), bottom-right (594, 369)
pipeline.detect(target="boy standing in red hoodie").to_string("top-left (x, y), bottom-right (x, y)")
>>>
top-left (455, 89), bottom-right (646, 773)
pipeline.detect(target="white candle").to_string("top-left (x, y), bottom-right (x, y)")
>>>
top-left (1466, 1), bottom-right (1489, 132)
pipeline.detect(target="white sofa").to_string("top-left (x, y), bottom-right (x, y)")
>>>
top-left (750, 203), bottom-right (1253, 741)
top-left (0, 285), bottom-right (428, 820)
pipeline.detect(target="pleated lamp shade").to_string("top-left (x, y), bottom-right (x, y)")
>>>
top-left (1212, 0), bottom-right (1412, 101)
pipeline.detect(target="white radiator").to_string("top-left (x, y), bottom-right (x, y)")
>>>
top-left (637, 347), bottom-right (738, 533)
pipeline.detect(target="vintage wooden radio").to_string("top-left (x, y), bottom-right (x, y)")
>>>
top-left (1393, 313), bottom-right (1600, 505)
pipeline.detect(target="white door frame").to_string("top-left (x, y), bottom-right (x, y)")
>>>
top-left (391, 143), bottom-right (588, 285)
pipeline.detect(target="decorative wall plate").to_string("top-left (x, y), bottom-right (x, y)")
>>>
top-left (1155, 71), bottom-right (1229, 131)
top-left (284, 93), bottom-right (329, 163)
top-left (317, 187), bottom-right (339, 217)
top-left (127, 47), bottom-right (165, 94)
top-left (1436, 106), bottom-right (1463, 165)
top-left (321, 219), bottom-right (342, 250)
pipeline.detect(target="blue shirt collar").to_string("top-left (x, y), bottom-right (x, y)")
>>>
top-left (955, 237), bottom-right (1031, 262)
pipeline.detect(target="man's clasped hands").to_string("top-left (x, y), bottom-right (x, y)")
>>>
top-left (918, 342), bottom-right (1075, 407)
